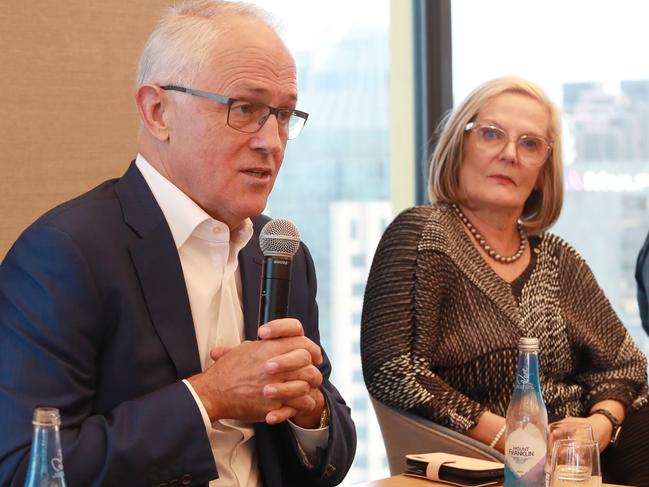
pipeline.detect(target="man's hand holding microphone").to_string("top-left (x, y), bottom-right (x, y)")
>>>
top-left (188, 220), bottom-right (327, 428)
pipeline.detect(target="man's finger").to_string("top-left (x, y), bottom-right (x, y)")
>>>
top-left (283, 394), bottom-right (317, 414)
top-left (260, 335), bottom-right (323, 366)
top-left (265, 348), bottom-right (313, 373)
top-left (266, 364), bottom-right (323, 389)
top-left (263, 379), bottom-right (312, 400)
top-left (258, 318), bottom-right (304, 340)
top-left (265, 405), bottom-right (298, 425)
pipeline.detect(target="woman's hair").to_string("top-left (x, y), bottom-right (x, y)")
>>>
top-left (428, 76), bottom-right (564, 234)
top-left (136, 0), bottom-right (276, 88)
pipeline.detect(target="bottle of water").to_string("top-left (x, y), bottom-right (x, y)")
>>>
top-left (24, 407), bottom-right (67, 487)
top-left (504, 337), bottom-right (548, 487)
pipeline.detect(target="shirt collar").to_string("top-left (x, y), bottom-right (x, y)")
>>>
top-left (135, 154), bottom-right (253, 250)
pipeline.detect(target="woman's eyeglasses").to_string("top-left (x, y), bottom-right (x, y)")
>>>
top-left (465, 121), bottom-right (552, 166)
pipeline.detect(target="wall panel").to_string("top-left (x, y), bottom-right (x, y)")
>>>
top-left (0, 1), bottom-right (169, 257)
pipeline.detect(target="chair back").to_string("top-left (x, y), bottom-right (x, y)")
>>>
top-left (370, 397), bottom-right (505, 475)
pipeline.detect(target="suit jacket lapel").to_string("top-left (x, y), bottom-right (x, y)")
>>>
top-left (240, 216), bottom-right (265, 341)
top-left (116, 162), bottom-right (201, 379)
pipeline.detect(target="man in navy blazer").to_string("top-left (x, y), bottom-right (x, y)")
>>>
top-left (0, 1), bottom-right (355, 486)
top-left (635, 231), bottom-right (649, 336)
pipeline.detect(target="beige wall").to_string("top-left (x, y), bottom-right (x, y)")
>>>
top-left (389, 0), bottom-right (415, 216)
top-left (0, 1), bottom-right (170, 258)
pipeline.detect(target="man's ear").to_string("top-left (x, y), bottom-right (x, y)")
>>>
top-left (135, 84), bottom-right (170, 141)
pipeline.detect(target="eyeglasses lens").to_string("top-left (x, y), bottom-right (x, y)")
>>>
top-left (474, 125), bottom-right (548, 165)
top-left (227, 101), bottom-right (305, 140)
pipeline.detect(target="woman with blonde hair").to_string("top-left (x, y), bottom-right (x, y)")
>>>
top-left (361, 77), bottom-right (649, 484)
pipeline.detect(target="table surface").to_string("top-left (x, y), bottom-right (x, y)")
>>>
top-left (353, 474), bottom-right (629, 487)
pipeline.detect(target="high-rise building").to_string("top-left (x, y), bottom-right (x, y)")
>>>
top-left (558, 80), bottom-right (649, 357)
top-left (266, 25), bottom-right (392, 483)
top-left (564, 80), bottom-right (649, 162)
top-left (330, 201), bottom-right (392, 483)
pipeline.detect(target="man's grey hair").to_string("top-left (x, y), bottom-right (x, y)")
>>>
top-left (136, 0), bottom-right (277, 88)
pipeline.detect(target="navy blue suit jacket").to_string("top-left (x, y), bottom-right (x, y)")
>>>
top-left (0, 162), bottom-right (355, 486)
top-left (635, 230), bottom-right (649, 336)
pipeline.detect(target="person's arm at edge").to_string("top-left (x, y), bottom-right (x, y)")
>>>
top-left (635, 234), bottom-right (649, 336)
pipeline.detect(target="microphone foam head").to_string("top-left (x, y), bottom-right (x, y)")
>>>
top-left (259, 219), bottom-right (301, 258)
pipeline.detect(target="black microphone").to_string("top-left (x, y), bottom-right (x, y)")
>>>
top-left (258, 219), bottom-right (301, 326)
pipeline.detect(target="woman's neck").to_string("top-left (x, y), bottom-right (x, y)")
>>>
top-left (458, 203), bottom-right (522, 255)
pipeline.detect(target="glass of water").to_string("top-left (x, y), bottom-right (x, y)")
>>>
top-left (546, 422), bottom-right (595, 486)
top-left (549, 439), bottom-right (601, 487)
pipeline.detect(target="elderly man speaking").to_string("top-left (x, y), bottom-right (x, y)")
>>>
top-left (0, 1), bottom-right (356, 486)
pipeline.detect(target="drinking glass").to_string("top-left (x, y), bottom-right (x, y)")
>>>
top-left (546, 422), bottom-right (595, 486)
top-left (549, 439), bottom-right (601, 487)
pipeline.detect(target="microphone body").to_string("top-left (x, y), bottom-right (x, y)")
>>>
top-left (259, 255), bottom-right (292, 324)
top-left (257, 219), bottom-right (301, 326)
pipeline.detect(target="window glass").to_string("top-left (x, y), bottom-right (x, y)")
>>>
top-left (248, 1), bottom-right (392, 482)
top-left (452, 0), bottom-right (649, 357)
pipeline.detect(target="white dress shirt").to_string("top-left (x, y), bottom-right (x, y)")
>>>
top-left (135, 155), bottom-right (328, 486)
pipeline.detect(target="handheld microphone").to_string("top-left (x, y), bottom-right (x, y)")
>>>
top-left (258, 219), bottom-right (301, 326)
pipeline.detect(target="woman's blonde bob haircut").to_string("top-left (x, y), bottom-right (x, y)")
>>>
top-left (428, 77), bottom-right (563, 235)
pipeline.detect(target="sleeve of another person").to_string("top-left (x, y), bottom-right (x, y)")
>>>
top-left (634, 231), bottom-right (649, 337)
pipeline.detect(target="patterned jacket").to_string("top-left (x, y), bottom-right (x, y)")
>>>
top-left (361, 203), bottom-right (648, 432)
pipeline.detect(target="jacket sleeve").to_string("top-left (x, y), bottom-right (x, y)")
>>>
top-left (273, 240), bottom-right (357, 486)
top-left (635, 232), bottom-right (649, 336)
top-left (560, 245), bottom-right (649, 412)
top-left (0, 224), bottom-right (216, 487)
top-left (360, 207), bottom-right (486, 432)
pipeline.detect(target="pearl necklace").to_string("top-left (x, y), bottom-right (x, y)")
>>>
top-left (451, 203), bottom-right (527, 264)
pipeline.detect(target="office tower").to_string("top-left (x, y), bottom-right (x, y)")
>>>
top-left (267, 26), bottom-right (392, 483)
top-left (557, 80), bottom-right (649, 357)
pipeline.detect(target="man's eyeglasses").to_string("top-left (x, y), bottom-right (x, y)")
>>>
top-left (160, 85), bottom-right (309, 140)
top-left (464, 121), bottom-right (552, 167)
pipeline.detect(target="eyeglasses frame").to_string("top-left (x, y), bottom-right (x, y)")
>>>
top-left (464, 121), bottom-right (553, 166)
top-left (160, 85), bottom-right (309, 140)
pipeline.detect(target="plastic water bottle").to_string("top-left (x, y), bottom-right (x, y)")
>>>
top-left (24, 407), bottom-right (67, 487)
top-left (504, 337), bottom-right (548, 487)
